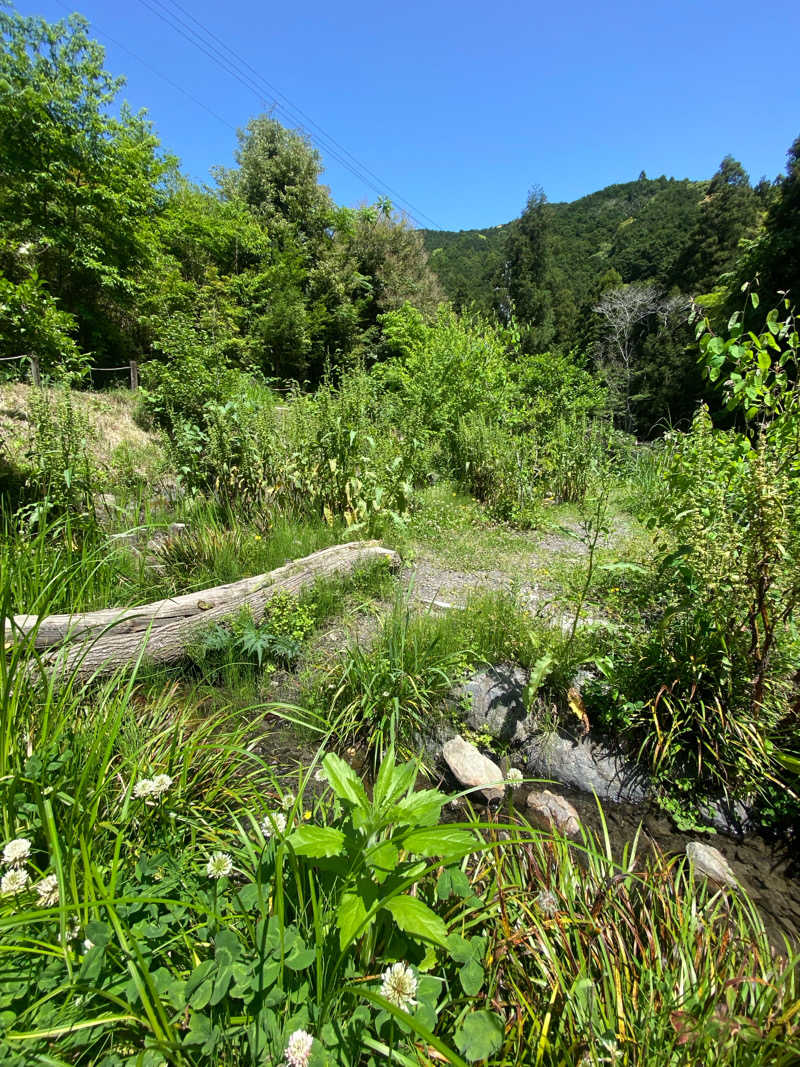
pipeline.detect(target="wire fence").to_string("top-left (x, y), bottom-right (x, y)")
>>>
top-left (0, 354), bottom-right (140, 390)
top-left (2, 355), bottom-right (303, 398)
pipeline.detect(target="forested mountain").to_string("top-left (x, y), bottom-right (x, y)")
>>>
top-left (422, 174), bottom-right (709, 319)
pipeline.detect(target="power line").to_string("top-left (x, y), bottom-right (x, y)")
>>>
top-left (135, 0), bottom-right (397, 208)
top-left (52, 0), bottom-right (238, 137)
top-left (135, 0), bottom-right (443, 229)
top-left (156, 0), bottom-right (444, 229)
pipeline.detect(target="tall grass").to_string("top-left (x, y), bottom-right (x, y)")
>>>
top-left (471, 810), bottom-right (800, 1065)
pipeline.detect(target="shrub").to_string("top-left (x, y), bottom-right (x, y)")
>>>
top-left (589, 346), bottom-right (800, 811)
top-left (451, 412), bottom-right (540, 526)
top-left (23, 387), bottom-right (95, 515)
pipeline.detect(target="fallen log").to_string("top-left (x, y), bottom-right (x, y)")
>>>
top-left (8, 541), bottom-right (399, 679)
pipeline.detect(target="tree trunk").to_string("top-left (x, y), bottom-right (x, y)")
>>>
top-left (8, 541), bottom-right (399, 680)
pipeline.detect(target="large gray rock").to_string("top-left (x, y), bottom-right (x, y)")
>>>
top-left (699, 798), bottom-right (754, 837)
top-left (442, 735), bottom-right (505, 802)
top-left (685, 841), bottom-right (738, 888)
top-left (453, 664), bottom-right (530, 744)
top-left (524, 733), bottom-right (648, 803)
top-left (526, 789), bottom-right (581, 837)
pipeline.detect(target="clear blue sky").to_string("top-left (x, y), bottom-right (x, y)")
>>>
top-left (16, 0), bottom-right (800, 231)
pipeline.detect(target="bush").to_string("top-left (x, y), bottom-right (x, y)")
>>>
top-left (138, 314), bottom-right (241, 433)
top-left (589, 396), bottom-right (800, 813)
top-left (451, 412), bottom-right (540, 526)
top-left (23, 387), bottom-right (95, 515)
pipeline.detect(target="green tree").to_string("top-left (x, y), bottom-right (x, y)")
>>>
top-left (0, 8), bottom-right (172, 364)
top-left (671, 156), bottom-right (758, 293)
top-left (334, 200), bottom-right (443, 348)
top-left (737, 135), bottom-right (800, 311)
top-left (498, 188), bottom-right (556, 352)
top-left (214, 115), bottom-right (334, 250)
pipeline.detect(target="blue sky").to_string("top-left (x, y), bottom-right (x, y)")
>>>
top-left (16, 0), bottom-right (800, 231)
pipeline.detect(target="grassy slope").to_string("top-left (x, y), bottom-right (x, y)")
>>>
top-left (0, 383), bottom-right (166, 480)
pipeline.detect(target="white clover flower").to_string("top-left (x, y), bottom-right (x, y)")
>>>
top-left (261, 812), bottom-right (287, 838)
top-left (206, 852), bottom-right (233, 879)
top-left (535, 888), bottom-right (559, 917)
top-left (133, 778), bottom-right (155, 799)
top-left (57, 917), bottom-right (81, 944)
top-left (285, 1029), bottom-right (314, 1067)
top-left (313, 766), bottom-right (327, 783)
top-left (280, 791), bottom-right (296, 811)
top-left (36, 873), bottom-right (59, 907)
top-left (505, 768), bottom-right (524, 787)
top-left (150, 774), bottom-right (173, 797)
top-left (380, 961), bottom-right (418, 1011)
top-left (2, 868), bottom-right (30, 895)
top-left (2, 838), bottom-right (31, 867)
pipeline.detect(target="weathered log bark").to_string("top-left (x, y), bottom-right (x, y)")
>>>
top-left (8, 541), bottom-right (399, 679)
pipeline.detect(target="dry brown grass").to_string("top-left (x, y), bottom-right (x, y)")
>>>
top-left (0, 382), bottom-right (165, 474)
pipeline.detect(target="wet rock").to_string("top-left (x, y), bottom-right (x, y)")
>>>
top-left (442, 735), bottom-right (504, 802)
top-left (685, 841), bottom-right (739, 888)
top-left (524, 732), bottom-right (649, 803)
top-left (452, 664), bottom-right (530, 743)
top-left (526, 789), bottom-right (581, 837)
top-left (415, 720), bottom-right (458, 765)
top-left (700, 798), bottom-right (754, 837)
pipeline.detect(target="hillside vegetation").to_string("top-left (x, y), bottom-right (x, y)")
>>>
top-left (423, 174), bottom-right (707, 315)
top-left (2, 5), bottom-right (800, 1066)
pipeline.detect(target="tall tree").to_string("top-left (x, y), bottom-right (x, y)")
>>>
top-left (334, 199), bottom-right (443, 348)
top-left (739, 135), bottom-right (800, 310)
top-left (498, 188), bottom-right (556, 352)
top-left (0, 8), bottom-right (172, 363)
top-left (671, 156), bottom-right (758, 293)
top-left (214, 115), bottom-right (334, 251)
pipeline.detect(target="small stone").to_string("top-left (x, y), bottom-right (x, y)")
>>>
top-left (526, 789), bottom-right (581, 837)
top-left (442, 735), bottom-right (504, 802)
top-left (110, 532), bottom-right (138, 550)
top-left (685, 841), bottom-right (738, 888)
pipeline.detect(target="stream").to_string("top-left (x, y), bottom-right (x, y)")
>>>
top-left (515, 787), bottom-right (800, 952)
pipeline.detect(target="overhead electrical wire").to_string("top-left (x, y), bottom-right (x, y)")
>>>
top-left (133, 0), bottom-right (443, 229)
top-left (152, 0), bottom-right (444, 229)
top-left (53, 0), bottom-right (238, 137)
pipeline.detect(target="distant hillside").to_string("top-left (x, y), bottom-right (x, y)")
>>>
top-left (422, 175), bottom-right (708, 315)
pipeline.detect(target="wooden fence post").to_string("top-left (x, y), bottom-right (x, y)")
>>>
top-left (29, 355), bottom-right (40, 387)
top-left (129, 359), bottom-right (139, 391)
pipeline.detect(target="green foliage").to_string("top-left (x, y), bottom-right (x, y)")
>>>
top-left (376, 304), bottom-right (516, 441)
top-left (498, 187), bottom-right (556, 352)
top-left (671, 155), bottom-right (759, 293)
top-left (0, 269), bottom-right (81, 373)
top-left (23, 387), bottom-right (95, 514)
top-left (424, 174), bottom-right (708, 347)
top-left (451, 411), bottom-right (540, 525)
top-left (319, 595), bottom-right (473, 770)
top-left (512, 348), bottom-right (607, 424)
top-left (588, 303), bottom-right (800, 809)
top-left (198, 595), bottom-right (315, 670)
top-left (0, 8), bottom-right (172, 364)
